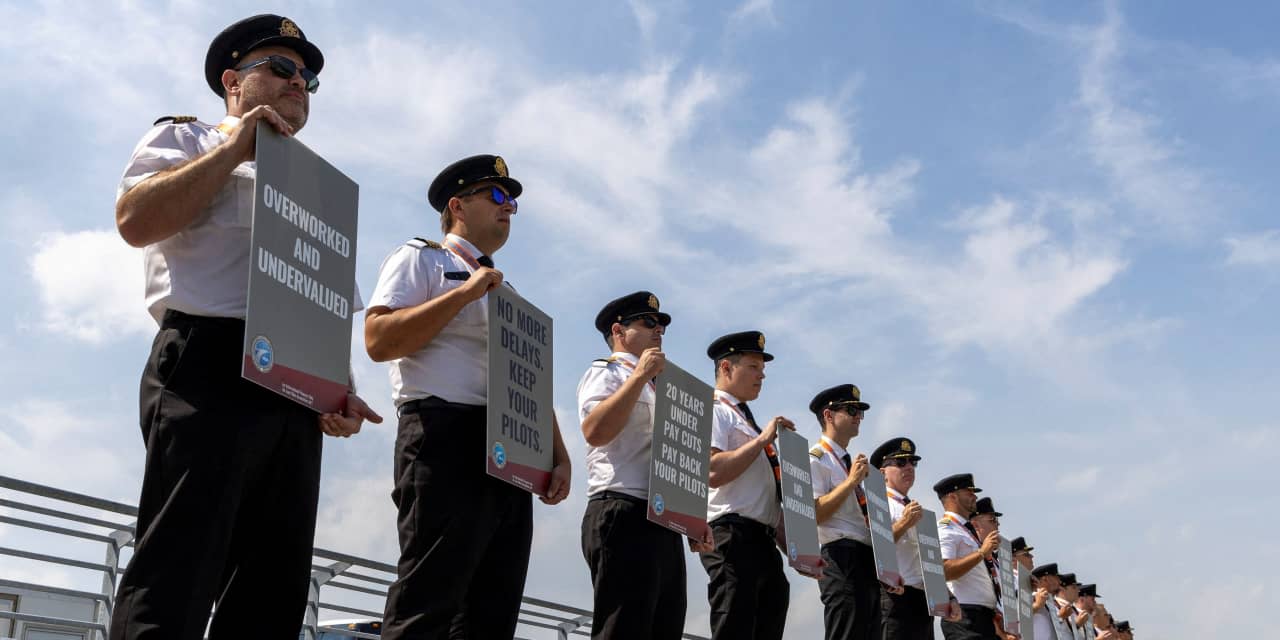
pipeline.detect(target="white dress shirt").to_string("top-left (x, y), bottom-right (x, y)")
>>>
top-left (886, 486), bottom-right (924, 588)
top-left (808, 435), bottom-right (872, 546)
top-left (576, 352), bottom-right (655, 499)
top-left (706, 390), bottom-right (780, 527)
top-left (119, 117), bottom-right (257, 321)
top-left (938, 511), bottom-right (997, 608)
top-left (369, 233), bottom-right (506, 406)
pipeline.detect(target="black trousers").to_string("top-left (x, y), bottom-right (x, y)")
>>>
top-left (880, 586), bottom-right (934, 640)
top-left (382, 398), bottom-right (533, 640)
top-left (699, 515), bottom-right (789, 640)
top-left (940, 605), bottom-right (998, 640)
top-left (818, 539), bottom-right (882, 640)
top-left (581, 492), bottom-right (686, 639)
top-left (110, 310), bottom-right (322, 640)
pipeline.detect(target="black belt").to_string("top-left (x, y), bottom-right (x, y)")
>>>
top-left (822, 537), bottom-right (873, 550)
top-left (710, 513), bottom-right (776, 540)
top-left (161, 308), bottom-right (245, 333)
top-left (397, 396), bottom-right (483, 418)
top-left (588, 490), bottom-right (646, 506)
top-left (959, 604), bottom-right (995, 612)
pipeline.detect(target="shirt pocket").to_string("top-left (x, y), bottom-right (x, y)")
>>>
top-left (208, 164), bottom-right (256, 229)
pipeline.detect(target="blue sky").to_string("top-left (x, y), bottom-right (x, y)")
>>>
top-left (1, 1), bottom-right (1276, 637)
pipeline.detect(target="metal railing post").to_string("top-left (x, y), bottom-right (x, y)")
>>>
top-left (94, 526), bottom-right (134, 639)
top-left (303, 560), bottom-right (351, 640)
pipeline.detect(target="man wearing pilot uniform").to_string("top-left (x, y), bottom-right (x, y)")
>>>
top-left (109, 14), bottom-right (382, 639)
top-left (576, 291), bottom-right (694, 639)
top-left (1054, 573), bottom-right (1082, 640)
top-left (699, 331), bottom-right (795, 640)
top-left (366, 155), bottom-right (572, 639)
top-left (1030, 563), bottom-right (1064, 640)
top-left (935, 474), bottom-right (1002, 640)
top-left (870, 436), bottom-right (936, 640)
top-left (806, 384), bottom-right (880, 640)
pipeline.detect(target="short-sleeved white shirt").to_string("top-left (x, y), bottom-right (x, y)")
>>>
top-left (119, 116), bottom-right (362, 322)
top-left (119, 117), bottom-right (255, 321)
top-left (808, 435), bottom-right (872, 546)
top-left (576, 352), bottom-right (655, 499)
top-left (706, 390), bottom-right (780, 527)
top-left (938, 511), bottom-right (997, 608)
top-left (886, 486), bottom-right (924, 587)
top-left (369, 233), bottom-right (503, 406)
top-left (1034, 599), bottom-right (1061, 640)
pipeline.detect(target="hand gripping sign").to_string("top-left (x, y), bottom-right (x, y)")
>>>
top-left (243, 122), bottom-right (358, 413)
top-left (486, 287), bottom-right (554, 494)
top-left (647, 362), bottom-right (713, 541)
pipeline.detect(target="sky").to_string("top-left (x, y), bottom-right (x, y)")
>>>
top-left (1, 0), bottom-right (1277, 637)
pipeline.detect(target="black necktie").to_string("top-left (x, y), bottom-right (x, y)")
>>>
top-left (477, 255), bottom-right (495, 268)
top-left (841, 453), bottom-right (852, 471)
top-left (737, 402), bottom-right (782, 501)
top-left (965, 521), bottom-right (1002, 601)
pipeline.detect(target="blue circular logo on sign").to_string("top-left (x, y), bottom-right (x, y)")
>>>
top-left (788, 541), bottom-right (798, 561)
top-left (653, 493), bottom-right (665, 515)
top-left (252, 336), bottom-right (273, 372)
top-left (492, 442), bottom-right (507, 468)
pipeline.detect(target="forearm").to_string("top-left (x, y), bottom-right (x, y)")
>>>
top-left (364, 289), bottom-right (474, 361)
top-left (942, 550), bottom-right (984, 580)
top-left (708, 438), bottom-right (765, 488)
top-left (116, 141), bottom-right (244, 247)
top-left (815, 479), bottom-right (856, 523)
top-left (892, 515), bottom-right (912, 541)
top-left (580, 375), bottom-right (648, 446)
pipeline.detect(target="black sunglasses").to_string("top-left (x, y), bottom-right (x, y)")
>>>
top-left (882, 458), bottom-right (918, 468)
top-left (236, 55), bottom-right (319, 94)
top-left (457, 185), bottom-right (517, 212)
top-left (625, 315), bottom-right (662, 329)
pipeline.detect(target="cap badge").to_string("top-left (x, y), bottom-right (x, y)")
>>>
top-left (850, 385), bottom-right (861, 400)
top-left (494, 156), bottom-right (509, 177)
top-left (279, 18), bottom-right (301, 38)
top-left (757, 334), bottom-right (766, 349)
top-left (900, 441), bottom-right (912, 452)
top-left (647, 294), bottom-right (659, 310)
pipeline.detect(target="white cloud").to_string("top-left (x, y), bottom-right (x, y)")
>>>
top-left (0, 398), bottom-right (140, 499)
top-left (1224, 229), bottom-right (1280, 266)
top-left (28, 229), bottom-right (152, 344)
top-left (729, 0), bottom-right (778, 30)
top-left (1054, 465), bottom-right (1100, 491)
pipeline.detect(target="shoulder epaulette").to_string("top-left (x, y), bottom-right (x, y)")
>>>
top-left (407, 237), bottom-right (443, 250)
top-left (153, 115), bottom-right (198, 126)
top-left (809, 445), bottom-right (824, 458)
top-left (591, 358), bottom-right (611, 366)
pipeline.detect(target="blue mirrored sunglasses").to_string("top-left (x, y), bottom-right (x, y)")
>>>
top-left (457, 185), bottom-right (518, 211)
top-left (236, 55), bottom-right (319, 94)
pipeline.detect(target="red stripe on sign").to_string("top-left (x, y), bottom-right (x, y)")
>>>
top-left (649, 506), bottom-right (711, 541)
top-left (791, 554), bottom-right (823, 575)
top-left (242, 356), bottom-right (347, 413)
top-left (486, 457), bottom-right (551, 496)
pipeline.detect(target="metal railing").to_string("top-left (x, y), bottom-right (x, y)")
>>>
top-left (0, 475), bottom-right (708, 640)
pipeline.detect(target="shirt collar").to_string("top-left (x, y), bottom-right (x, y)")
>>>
top-left (944, 510), bottom-right (970, 525)
top-left (886, 486), bottom-right (907, 500)
top-left (609, 351), bottom-right (639, 365)
top-left (215, 115), bottom-right (240, 136)
top-left (714, 389), bottom-right (742, 405)
top-left (444, 233), bottom-right (483, 257)
top-left (820, 434), bottom-right (848, 458)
